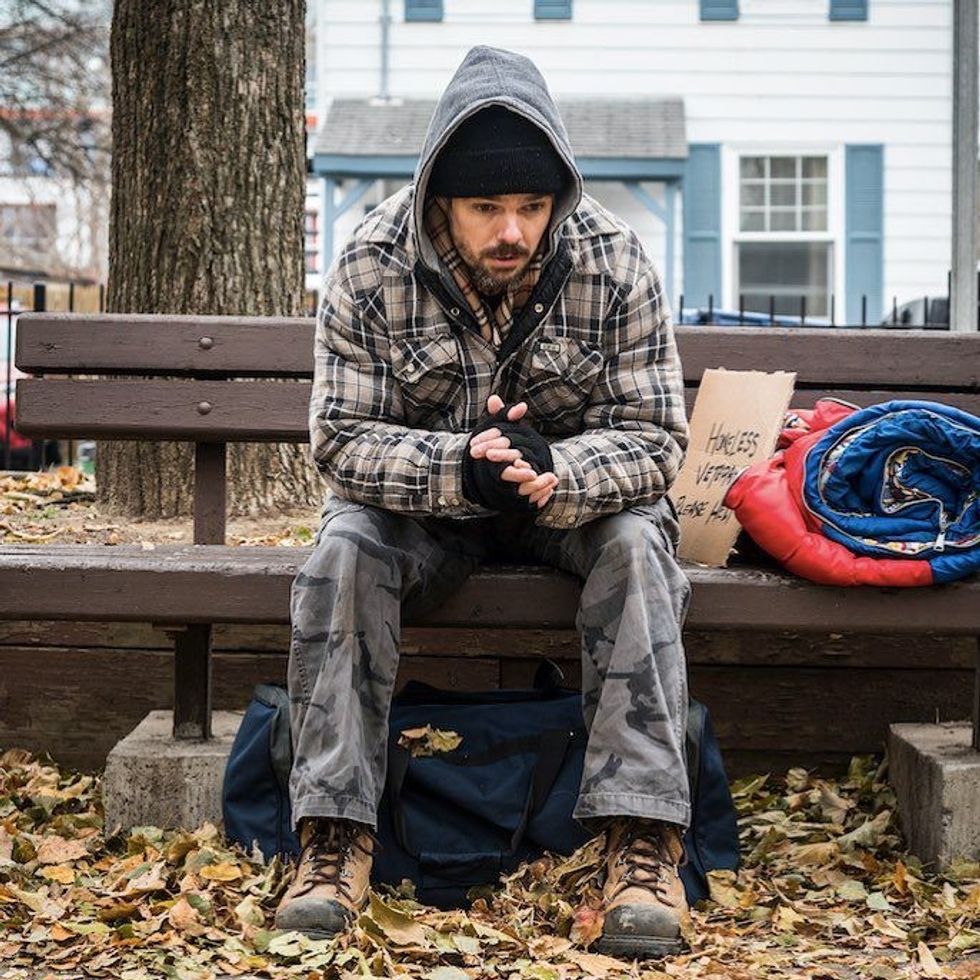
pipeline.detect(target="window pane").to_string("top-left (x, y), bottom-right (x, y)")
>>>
top-left (740, 209), bottom-right (766, 232)
top-left (803, 156), bottom-right (827, 178)
top-left (770, 184), bottom-right (796, 207)
top-left (741, 183), bottom-right (765, 207)
top-left (771, 157), bottom-right (796, 179)
top-left (740, 157), bottom-right (765, 179)
top-left (802, 208), bottom-right (828, 231)
top-left (802, 182), bottom-right (827, 206)
top-left (770, 209), bottom-right (798, 231)
top-left (737, 241), bottom-right (832, 317)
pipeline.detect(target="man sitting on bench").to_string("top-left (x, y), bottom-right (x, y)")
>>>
top-left (276, 45), bottom-right (691, 960)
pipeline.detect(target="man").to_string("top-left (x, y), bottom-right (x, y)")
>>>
top-left (276, 45), bottom-right (692, 961)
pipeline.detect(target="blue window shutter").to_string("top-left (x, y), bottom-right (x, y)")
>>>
top-left (830, 0), bottom-right (867, 21)
top-left (405, 0), bottom-right (443, 21)
top-left (845, 144), bottom-right (884, 324)
top-left (683, 144), bottom-right (722, 311)
top-left (701, 0), bottom-right (738, 21)
top-left (535, 0), bottom-right (572, 19)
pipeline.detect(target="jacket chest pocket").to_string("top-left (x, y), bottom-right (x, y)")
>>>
top-left (522, 336), bottom-right (604, 433)
top-left (390, 332), bottom-right (463, 427)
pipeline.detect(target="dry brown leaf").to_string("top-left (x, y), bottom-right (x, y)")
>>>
top-left (36, 837), bottom-right (88, 865)
top-left (198, 861), bottom-right (243, 882)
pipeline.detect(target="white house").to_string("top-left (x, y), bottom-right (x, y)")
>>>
top-left (0, 123), bottom-right (109, 285)
top-left (304, 0), bottom-right (955, 325)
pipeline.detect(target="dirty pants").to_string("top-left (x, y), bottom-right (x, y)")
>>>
top-left (287, 495), bottom-right (692, 834)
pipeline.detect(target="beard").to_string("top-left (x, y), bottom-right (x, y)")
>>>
top-left (455, 238), bottom-right (532, 297)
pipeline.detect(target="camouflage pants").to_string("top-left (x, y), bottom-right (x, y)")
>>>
top-left (288, 495), bottom-right (693, 834)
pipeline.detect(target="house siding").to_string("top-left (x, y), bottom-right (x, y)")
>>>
top-left (312, 0), bottom-right (953, 316)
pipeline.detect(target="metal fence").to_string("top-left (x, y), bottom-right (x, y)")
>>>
top-left (3, 280), bottom-right (106, 472)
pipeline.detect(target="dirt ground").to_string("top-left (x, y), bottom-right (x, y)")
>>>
top-left (0, 467), bottom-right (321, 548)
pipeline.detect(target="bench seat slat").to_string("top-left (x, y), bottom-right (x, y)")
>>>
top-left (0, 545), bottom-right (977, 635)
top-left (15, 378), bottom-right (311, 441)
top-left (16, 315), bottom-right (980, 390)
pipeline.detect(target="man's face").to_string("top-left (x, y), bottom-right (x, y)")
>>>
top-left (445, 193), bottom-right (554, 297)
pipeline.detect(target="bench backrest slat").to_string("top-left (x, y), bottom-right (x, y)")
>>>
top-left (15, 378), bottom-right (311, 442)
top-left (16, 314), bottom-right (980, 390)
top-left (15, 378), bottom-right (980, 444)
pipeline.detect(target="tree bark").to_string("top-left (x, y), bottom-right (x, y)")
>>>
top-left (100, 0), bottom-right (320, 519)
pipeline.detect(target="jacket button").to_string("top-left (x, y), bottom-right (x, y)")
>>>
top-left (450, 306), bottom-right (461, 317)
top-left (450, 497), bottom-right (460, 506)
top-left (534, 303), bottom-right (545, 314)
top-left (437, 496), bottom-right (447, 506)
top-left (565, 516), bottom-right (575, 525)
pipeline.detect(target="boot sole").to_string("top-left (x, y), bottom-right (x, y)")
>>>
top-left (595, 934), bottom-right (685, 960)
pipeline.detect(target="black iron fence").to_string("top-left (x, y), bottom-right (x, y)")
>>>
top-left (677, 270), bottom-right (969, 329)
top-left (3, 279), bottom-right (106, 472)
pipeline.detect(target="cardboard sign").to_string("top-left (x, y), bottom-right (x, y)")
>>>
top-left (672, 368), bottom-right (796, 567)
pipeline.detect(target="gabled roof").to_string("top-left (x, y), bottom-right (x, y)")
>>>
top-left (311, 97), bottom-right (687, 181)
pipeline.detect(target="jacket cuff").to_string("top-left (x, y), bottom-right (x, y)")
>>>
top-left (534, 442), bottom-right (588, 528)
top-left (431, 431), bottom-right (497, 518)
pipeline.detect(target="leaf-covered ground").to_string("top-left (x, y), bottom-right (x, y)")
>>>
top-left (1, 751), bottom-right (979, 980)
top-left (0, 468), bottom-right (318, 548)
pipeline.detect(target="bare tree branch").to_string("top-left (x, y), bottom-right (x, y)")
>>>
top-left (0, 0), bottom-right (111, 185)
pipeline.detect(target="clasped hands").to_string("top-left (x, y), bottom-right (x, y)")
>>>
top-left (461, 394), bottom-right (559, 512)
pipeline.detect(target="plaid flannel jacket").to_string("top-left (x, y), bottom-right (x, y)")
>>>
top-left (310, 186), bottom-right (689, 529)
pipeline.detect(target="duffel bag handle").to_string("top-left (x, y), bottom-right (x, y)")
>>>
top-left (386, 726), bottom-right (573, 860)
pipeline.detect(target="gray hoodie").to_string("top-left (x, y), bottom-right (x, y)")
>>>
top-left (413, 45), bottom-right (583, 275)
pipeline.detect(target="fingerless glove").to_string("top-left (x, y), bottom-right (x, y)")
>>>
top-left (461, 405), bottom-right (553, 513)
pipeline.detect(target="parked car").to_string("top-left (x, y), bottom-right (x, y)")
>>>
top-left (881, 296), bottom-right (950, 328)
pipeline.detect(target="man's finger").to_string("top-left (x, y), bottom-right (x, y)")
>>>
top-left (487, 394), bottom-right (504, 414)
top-left (534, 489), bottom-right (556, 508)
top-left (500, 464), bottom-right (539, 483)
top-left (506, 400), bottom-right (528, 422)
top-left (485, 447), bottom-right (522, 464)
top-left (470, 428), bottom-right (502, 450)
top-left (518, 472), bottom-right (558, 496)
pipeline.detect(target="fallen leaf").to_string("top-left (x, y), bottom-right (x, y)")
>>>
top-left (36, 836), bottom-right (88, 865)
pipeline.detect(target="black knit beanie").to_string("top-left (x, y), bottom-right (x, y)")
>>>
top-left (427, 105), bottom-right (567, 198)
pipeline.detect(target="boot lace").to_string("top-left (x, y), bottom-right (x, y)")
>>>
top-left (610, 819), bottom-right (687, 902)
top-left (294, 819), bottom-right (380, 903)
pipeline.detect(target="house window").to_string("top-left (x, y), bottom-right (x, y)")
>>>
top-left (735, 155), bottom-right (832, 317)
top-left (305, 20), bottom-right (316, 110)
top-left (0, 203), bottom-right (56, 253)
top-left (304, 209), bottom-right (318, 274)
top-left (405, 0), bottom-right (443, 21)
top-left (535, 0), bottom-right (572, 19)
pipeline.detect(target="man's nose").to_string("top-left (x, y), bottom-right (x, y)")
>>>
top-left (498, 215), bottom-right (523, 245)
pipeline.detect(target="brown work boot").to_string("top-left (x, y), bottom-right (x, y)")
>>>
top-left (595, 818), bottom-right (690, 960)
top-left (274, 817), bottom-right (376, 939)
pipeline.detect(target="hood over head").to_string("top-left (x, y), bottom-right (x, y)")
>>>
top-left (413, 45), bottom-right (583, 273)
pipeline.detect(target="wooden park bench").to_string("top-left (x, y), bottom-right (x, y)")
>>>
top-left (1, 313), bottom-right (978, 758)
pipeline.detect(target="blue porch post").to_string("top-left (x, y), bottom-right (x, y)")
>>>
top-left (624, 179), bottom-right (679, 310)
top-left (321, 177), bottom-right (377, 270)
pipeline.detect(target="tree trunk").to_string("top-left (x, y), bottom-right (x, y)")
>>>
top-left (100, 0), bottom-right (320, 519)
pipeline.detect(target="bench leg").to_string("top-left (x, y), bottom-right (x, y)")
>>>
top-left (171, 624), bottom-right (213, 740)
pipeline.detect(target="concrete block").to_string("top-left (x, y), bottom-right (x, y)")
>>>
top-left (103, 710), bottom-right (244, 833)
top-left (888, 721), bottom-right (980, 870)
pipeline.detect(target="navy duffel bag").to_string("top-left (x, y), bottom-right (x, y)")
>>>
top-left (222, 661), bottom-right (740, 909)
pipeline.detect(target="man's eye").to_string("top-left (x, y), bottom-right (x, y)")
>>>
top-left (523, 202), bottom-right (544, 213)
top-left (475, 204), bottom-right (496, 214)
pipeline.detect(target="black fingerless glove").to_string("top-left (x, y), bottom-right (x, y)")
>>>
top-left (461, 405), bottom-right (553, 513)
